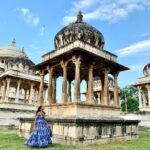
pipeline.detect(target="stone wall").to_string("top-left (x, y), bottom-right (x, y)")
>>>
top-left (121, 112), bottom-right (150, 129)
top-left (19, 118), bottom-right (139, 146)
top-left (0, 103), bottom-right (36, 129)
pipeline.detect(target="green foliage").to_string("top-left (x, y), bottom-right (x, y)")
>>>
top-left (0, 129), bottom-right (150, 150)
top-left (120, 85), bottom-right (139, 112)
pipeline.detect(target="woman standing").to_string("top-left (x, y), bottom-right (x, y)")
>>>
top-left (25, 106), bottom-right (52, 147)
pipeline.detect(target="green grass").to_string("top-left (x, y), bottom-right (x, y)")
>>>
top-left (0, 129), bottom-right (150, 150)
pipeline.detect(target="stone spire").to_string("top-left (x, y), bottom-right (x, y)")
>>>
top-left (12, 38), bottom-right (16, 47)
top-left (76, 11), bottom-right (83, 23)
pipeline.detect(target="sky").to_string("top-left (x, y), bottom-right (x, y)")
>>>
top-left (0, 0), bottom-right (150, 89)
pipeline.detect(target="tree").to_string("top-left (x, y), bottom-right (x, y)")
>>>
top-left (120, 85), bottom-right (139, 112)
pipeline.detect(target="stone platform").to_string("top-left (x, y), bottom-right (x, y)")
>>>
top-left (19, 117), bottom-right (139, 146)
top-left (0, 102), bottom-right (36, 129)
top-left (44, 103), bottom-right (120, 119)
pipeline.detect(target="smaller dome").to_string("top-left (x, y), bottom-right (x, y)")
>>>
top-left (0, 39), bottom-right (27, 58)
top-left (143, 63), bottom-right (150, 76)
top-left (5, 57), bottom-right (35, 74)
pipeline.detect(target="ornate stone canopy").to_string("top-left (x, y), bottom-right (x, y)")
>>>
top-left (143, 63), bottom-right (150, 76)
top-left (35, 11), bottom-right (129, 109)
top-left (54, 11), bottom-right (105, 50)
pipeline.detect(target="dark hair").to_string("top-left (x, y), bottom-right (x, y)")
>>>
top-left (36, 106), bottom-right (45, 115)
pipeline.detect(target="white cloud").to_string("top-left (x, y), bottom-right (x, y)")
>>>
top-left (129, 64), bottom-right (145, 72)
top-left (62, 0), bottom-right (150, 25)
top-left (115, 39), bottom-right (150, 57)
top-left (18, 8), bottom-right (40, 26)
top-left (40, 25), bottom-right (45, 36)
top-left (28, 44), bottom-right (40, 50)
top-left (141, 32), bottom-right (150, 37)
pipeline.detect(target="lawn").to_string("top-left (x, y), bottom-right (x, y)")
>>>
top-left (0, 129), bottom-right (150, 150)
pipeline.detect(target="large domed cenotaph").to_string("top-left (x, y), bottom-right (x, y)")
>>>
top-left (19, 12), bottom-right (139, 145)
top-left (0, 39), bottom-right (48, 128)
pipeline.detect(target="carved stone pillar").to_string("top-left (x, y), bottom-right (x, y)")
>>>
top-left (98, 92), bottom-right (101, 104)
top-left (87, 64), bottom-right (94, 104)
top-left (2, 81), bottom-right (6, 101)
top-left (113, 72), bottom-right (119, 107)
top-left (68, 79), bottom-right (72, 102)
top-left (15, 80), bottom-right (21, 103)
top-left (29, 83), bottom-right (34, 104)
top-left (39, 70), bottom-right (45, 106)
top-left (137, 86), bottom-right (142, 108)
top-left (85, 80), bottom-right (88, 101)
top-left (102, 69), bottom-right (109, 105)
top-left (52, 75), bottom-right (57, 104)
top-left (47, 68), bottom-right (53, 104)
top-left (35, 89), bottom-right (39, 103)
top-left (146, 85), bottom-right (150, 107)
top-left (61, 61), bottom-right (68, 103)
top-left (73, 56), bottom-right (81, 102)
top-left (24, 89), bottom-right (27, 104)
top-left (5, 78), bottom-right (11, 102)
top-left (142, 91), bottom-right (146, 107)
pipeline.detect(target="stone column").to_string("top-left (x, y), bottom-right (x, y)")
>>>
top-left (102, 69), bottom-right (109, 105)
top-left (87, 64), bottom-right (94, 104)
top-left (97, 92), bottom-right (101, 104)
top-left (2, 81), bottom-right (6, 101)
top-left (142, 91), bottom-right (146, 107)
top-left (44, 87), bottom-right (47, 103)
top-left (52, 75), bottom-right (57, 104)
top-left (85, 80), bottom-right (88, 101)
top-left (35, 89), bottom-right (39, 103)
top-left (68, 79), bottom-right (72, 102)
top-left (73, 56), bottom-right (81, 102)
top-left (29, 83), bottom-right (34, 104)
top-left (100, 76), bottom-right (104, 105)
top-left (24, 89), bottom-right (27, 104)
top-left (5, 78), bottom-right (11, 102)
top-left (146, 85), bottom-right (150, 107)
top-left (39, 70), bottom-right (45, 106)
top-left (15, 80), bottom-right (21, 103)
top-left (47, 68), bottom-right (53, 104)
top-left (137, 86), bottom-right (142, 108)
top-left (113, 72), bottom-right (119, 107)
top-left (61, 61), bottom-right (68, 103)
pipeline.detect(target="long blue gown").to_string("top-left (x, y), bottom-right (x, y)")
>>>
top-left (25, 113), bottom-right (52, 147)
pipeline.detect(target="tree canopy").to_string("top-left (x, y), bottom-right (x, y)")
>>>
top-left (120, 85), bottom-right (139, 112)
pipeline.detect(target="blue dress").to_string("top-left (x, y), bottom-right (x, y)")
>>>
top-left (25, 113), bottom-right (52, 147)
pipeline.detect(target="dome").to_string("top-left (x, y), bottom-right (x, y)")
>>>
top-left (54, 11), bottom-right (105, 50)
top-left (5, 56), bottom-right (35, 74)
top-left (143, 63), bottom-right (150, 76)
top-left (0, 39), bottom-right (27, 58)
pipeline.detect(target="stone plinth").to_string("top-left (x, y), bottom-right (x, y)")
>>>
top-left (0, 102), bottom-right (36, 128)
top-left (44, 103), bottom-right (120, 119)
top-left (19, 117), bottom-right (139, 146)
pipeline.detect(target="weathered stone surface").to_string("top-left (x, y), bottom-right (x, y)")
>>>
top-left (19, 117), bottom-right (139, 145)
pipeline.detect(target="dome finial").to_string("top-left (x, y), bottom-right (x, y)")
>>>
top-left (12, 38), bottom-right (16, 47)
top-left (76, 11), bottom-right (83, 23)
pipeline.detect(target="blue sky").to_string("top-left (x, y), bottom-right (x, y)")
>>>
top-left (0, 0), bottom-right (150, 88)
